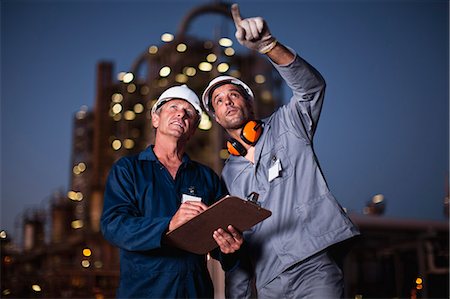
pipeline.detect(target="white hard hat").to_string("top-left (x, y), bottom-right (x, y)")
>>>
top-left (201, 76), bottom-right (254, 114)
top-left (151, 84), bottom-right (202, 118)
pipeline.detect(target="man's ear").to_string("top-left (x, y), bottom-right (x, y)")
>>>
top-left (151, 112), bottom-right (160, 129)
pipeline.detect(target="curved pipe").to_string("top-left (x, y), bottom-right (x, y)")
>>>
top-left (177, 2), bottom-right (232, 38)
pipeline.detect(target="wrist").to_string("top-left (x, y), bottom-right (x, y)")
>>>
top-left (259, 39), bottom-right (278, 54)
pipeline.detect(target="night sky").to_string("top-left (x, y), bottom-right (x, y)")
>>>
top-left (2, 0), bottom-right (448, 242)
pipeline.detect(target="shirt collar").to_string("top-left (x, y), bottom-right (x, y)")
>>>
top-left (138, 145), bottom-right (191, 165)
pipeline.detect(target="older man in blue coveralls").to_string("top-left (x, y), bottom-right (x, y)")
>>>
top-left (201, 4), bottom-right (360, 299)
top-left (101, 85), bottom-right (243, 298)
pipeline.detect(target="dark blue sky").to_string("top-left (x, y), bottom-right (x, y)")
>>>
top-left (2, 0), bottom-right (449, 239)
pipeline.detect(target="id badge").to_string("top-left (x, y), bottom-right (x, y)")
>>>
top-left (181, 194), bottom-right (202, 203)
top-left (268, 158), bottom-right (282, 182)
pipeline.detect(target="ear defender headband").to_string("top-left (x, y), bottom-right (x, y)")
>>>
top-left (227, 120), bottom-right (263, 156)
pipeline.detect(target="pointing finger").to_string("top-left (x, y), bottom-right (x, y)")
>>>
top-left (231, 3), bottom-right (242, 25)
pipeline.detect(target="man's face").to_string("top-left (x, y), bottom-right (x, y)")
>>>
top-left (210, 83), bottom-right (252, 130)
top-left (152, 99), bottom-right (198, 141)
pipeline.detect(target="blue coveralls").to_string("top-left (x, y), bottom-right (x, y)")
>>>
top-left (223, 51), bottom-right (360, 298)
top-left (101, 146), bottom-right (228, 298)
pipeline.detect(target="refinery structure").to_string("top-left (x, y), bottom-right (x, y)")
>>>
top-left (1, 2), bottom-right (448, 299)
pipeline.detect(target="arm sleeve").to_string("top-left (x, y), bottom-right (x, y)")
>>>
top-left (100, 159), bottom-right (171, 252)
top-left (225, 244), bottom-right (254, 299)
top-left (272, 48), bottom-right (326, 141)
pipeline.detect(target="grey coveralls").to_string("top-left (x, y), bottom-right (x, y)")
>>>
top-left (222, 50), bottom-right (360, 298)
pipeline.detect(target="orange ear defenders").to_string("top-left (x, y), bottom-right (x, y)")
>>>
top-left (227, 120), bottom-right (263, 156)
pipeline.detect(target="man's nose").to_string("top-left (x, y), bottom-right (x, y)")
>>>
top-left (176, 109), bottom-right (187, 118)
top-left (224, 96), bottom-right (234, 106)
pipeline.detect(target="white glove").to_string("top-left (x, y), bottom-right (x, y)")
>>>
top-left (231, 3), bottom-right (277, 54)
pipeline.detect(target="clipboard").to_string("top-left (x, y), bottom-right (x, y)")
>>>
top-left (165, 196), bottom-right (271, 255)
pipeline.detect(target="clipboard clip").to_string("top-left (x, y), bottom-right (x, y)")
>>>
top-left (246, 192), bottom-right (260, 206)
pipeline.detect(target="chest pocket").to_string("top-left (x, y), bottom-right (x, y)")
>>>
top-left (259, 143), bottom-right (293, 188)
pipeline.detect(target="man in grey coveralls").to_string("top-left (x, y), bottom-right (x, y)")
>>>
top-left (201, 4), bottom-right (360, 298)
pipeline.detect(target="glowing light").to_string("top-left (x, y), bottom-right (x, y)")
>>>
top-left (255, 74), bottom-right (266, 84)
top-left (161, 33), bottom-right (174, 42)
top-left (217, 63), bottom-right (229, 73)
top-left (71, 220), bottom-right (84, 229)
top-left (68, 191), bottom-right (76, 200)
top-left (416, 284), bottom-right (423, 290)
top-left (122, 72), bottom-right (134, 83)
top-left (204, 41), bottom-right (213, 49)
top-left (94, 261), bottom-right (103, 268)
top-left (83, 248), bottom-right (92, 257)
top-left (219, 37), bottom-right (233, 47)
top-left (229, 70), bottom-right (241, 78)
top-left (78, 163), bottom-right (86, 172)
top-left (113, 114), bottom-right (121, 121)
top-left (112, 103), bottom-right (123, 114)
top-left (112, 140), bottom-right (122, 150)
top-left (158, 78), bottom-right (168, 87)
top-left (76, 106), bottom-right (88, 119)
top-left (198, 112), bottom-right (212, 130)
top-left (2, 289), bottom-right (11, 296)
top-left (141, 85), bottom-right (150, 95)
top-left (206, 53), bottom-right (217, 63)
top-left (415, 277), bottom-right (423, 284)
top-left (4, 256), bottom-right (13, 265)
top-left (175, 74), bottom-right (188, 83)
top-left (73, 166), bottom-right (80, 175)
top-left (219, 149), bottom-right (230, 160)
top-left (176, 43), bottom-right (187, 52)
top-left (111, 93), bottom-right (123, 103)
top-left (32, 285), bottom-right (42, 292)
top-left (0, 230), bottom-right (7, 239)
top-left (75, 192), bottom-right (83, 201)
top-left (183, 67), bottom-right (196, 77)
top-left (117, 72), bottom-right (126, 81)
top-left (67, 191), bottom-right (84, 201)
top-left (372, 194), bottom-right (384, 203)
top-left (124, 110), bottom-right (136, 121)
top-left (81, 259), bottom-right (90, 268)
top-left (198, 62), bottom-right (213, 72)
top-left (159, 66), bottom-right (171, 77)
top-left (224, 47), bottom-right (235, 56)
top-left (148, 45), bottom-right (158, 54)
top-left (127, 83), bottom-right (136, 93)
top-left (134, 103), bottom-right (144, 113)
top-left (124, 139), bottom-right (135, 149)
top-left (261, 90), bottom-right (273, 103)
top-left (73, 162), bottom-right (87, 175)
top-left (148, 99), bottom-right (157, 109)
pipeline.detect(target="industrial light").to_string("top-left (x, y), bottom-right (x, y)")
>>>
top-left (122, 72), bottom-right (134, 83)
top-left (217, 63), bottom-right (229, 73)
top-left (148, 45), bottom-right (158, 54)
top-left (255, 74), bottom-right (266, 84)
top-left (112, 140), bottom-right (122, 150)
top-left (161, 33), bottom-right (174, 42)
top-left (134, 103), bottom-right (144, 113)
top-left (198, 62), bottom-right (213, 72)
top-left (206, 53), bottom-right (217, 63)
top-left (159, 66), bottom-right (171, 77)
top-left (224, 47), bottom-right (235, 56)
top-left (183, 67), bottom-right (196, 77)
top-left (219, 37), bottom-right (233, 47)
top-left (82, 248), bottom-right (92, 257)
top-left (177, 43), bottom-right (187, 52)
